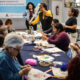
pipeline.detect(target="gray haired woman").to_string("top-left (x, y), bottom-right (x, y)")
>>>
top-left (0, 32), bottom-right (31, 80)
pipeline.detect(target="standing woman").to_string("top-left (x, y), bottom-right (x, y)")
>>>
top-left (29, 3), bottom-right (53, 34)
top-left (23, 2), bottom-right (37, 30)
top-left (64, 8), bottom-right (79, 43)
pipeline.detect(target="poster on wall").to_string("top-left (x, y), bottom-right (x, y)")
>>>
top-left (0, 0), bottom-right (26, 18)
top-left (0, 0), bottom-right (41, 18)
top-left (0, 0), bottom-right (26, 6)
top-left (26, 0), bottom-right (41, 6)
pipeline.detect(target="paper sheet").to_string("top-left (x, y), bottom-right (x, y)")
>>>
top-left (53, 61), bottom-right (63, 65)
top-left (33, 31), bottom-right (42, 37)
top-left (52, 67), bottom-right (68, 79)
top-left (25, 68), bottom-right (51, 80)
top-left (52, 54), bottom-right (61, 57)
top-left (42, 47), bottom-right (63, 53)
top-left (34, 40), bottom-right (55, 48)
top-left (23, 39), bottom-right (32, 44)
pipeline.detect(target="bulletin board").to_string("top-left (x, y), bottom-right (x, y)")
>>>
top-left (0, 0), bottom-right (41, 18)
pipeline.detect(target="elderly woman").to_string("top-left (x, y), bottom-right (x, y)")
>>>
top-left (0, 32), bottom-right (31, 80)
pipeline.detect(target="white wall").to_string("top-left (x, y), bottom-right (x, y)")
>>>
top-left (50, 0), bottom-right (80, 27)
top-left (50, 0), bottom-right (63, 23)
top-left (1, 18), bottom-right (26, 30)
top-left (63, 7), bottom-right (80, 26)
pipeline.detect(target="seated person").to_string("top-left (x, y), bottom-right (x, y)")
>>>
top-left (0, 32), bottom-right (31, 80)
top-left (42, 23), bottom-right (70, 52)
top-left (48, 19), bottom-right (59, 36)
top-left (66, 55), bottom-right (80, 80)
top-left (0, 35), bottom-right (4, 51)
top-left (5, 19), bottom-right (15, 33)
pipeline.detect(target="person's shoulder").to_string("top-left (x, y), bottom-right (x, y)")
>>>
top-left (71, 17), bottom-right (77, 20)
top-left (60, 31), bottom-right (67, 36)
top-left (0, 50), bottom-right (7, 63)
top-left (72, 17), bottom-right (76, 19)
top-left (46, 10), bottom-right (52, 13)
top-left (46, 10), bottom-right (53, 17)
top-left (47, 10), bottom-right (51, 12)
top-left (59, 32), bottom-right (69, 39)
top-left (25, 10), bottom-right (29, 13)
top-left (0, 48), bottom-right (3, 52)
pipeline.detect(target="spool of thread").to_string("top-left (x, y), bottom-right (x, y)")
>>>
top-left (25, 59), bottom-right (37, 66)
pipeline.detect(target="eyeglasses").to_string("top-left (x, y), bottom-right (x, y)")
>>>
top-left (51, 24), bottom-right (57, 27)
top-left (13, 46), bottom-right (22, 52)
top-left (51, 24), bottom-right (54, 26)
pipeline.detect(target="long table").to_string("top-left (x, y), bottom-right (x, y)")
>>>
top-left (20, 43), bottom-right (70, 80)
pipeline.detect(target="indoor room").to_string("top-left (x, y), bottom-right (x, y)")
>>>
top-left (0, 0), bottom-right (80, 80)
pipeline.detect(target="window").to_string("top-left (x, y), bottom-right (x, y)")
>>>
top-left (76, 0), bottom-right (80, 6)
top-left (64, 0), bottom-right (80, 7)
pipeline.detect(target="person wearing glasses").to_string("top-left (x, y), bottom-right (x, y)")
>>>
top-left (0, 32), bottom-right (31, 80)
top-left (42, 21), bottom-right (70, 52)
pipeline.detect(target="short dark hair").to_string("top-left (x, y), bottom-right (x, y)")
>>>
top-left (41, 3), bottom-right (47, 10)
top-left (26, 2), bottom-right (35, 10)
top-left (52, 19), bottom-right (59, 24)
top-left (0, 35), bottom-right (4, 47)
top-left (70, 8), bottom-right (79, 17)
top-left (0, 20), bottom-right (3, 27)
top-left (5, 19), bottom-right (12, 25)
top-left (54, 23), bottom-right (64, 32)
top-left (66, 55), bottom-right (80, 80)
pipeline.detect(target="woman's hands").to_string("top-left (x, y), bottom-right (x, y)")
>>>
top-left (5, 26), bottom-right (11, 29)
top-left (42, 32), bottom-right (49, 41)
top-left (70, 43), bottom-right (80, 54)
top-left (29, 22), bottom-right (33, 25)
top-left (21, 65), bottom-right (31, 69)
top-left (70, 43), bottom-right (80, 51)
top-left (19, 65), bottom-right (31, 76)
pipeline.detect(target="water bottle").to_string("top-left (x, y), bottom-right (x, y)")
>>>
top-left (31, 26), bottom-right (34, 34)
top-left (28, 25), bottom-right (32, 34)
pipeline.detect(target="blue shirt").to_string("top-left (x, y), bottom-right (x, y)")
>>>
top-left (0, 50), bottom-right (22, 80)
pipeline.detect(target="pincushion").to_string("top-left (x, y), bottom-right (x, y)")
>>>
top-left (25, 59), bottom-right (37, 66)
